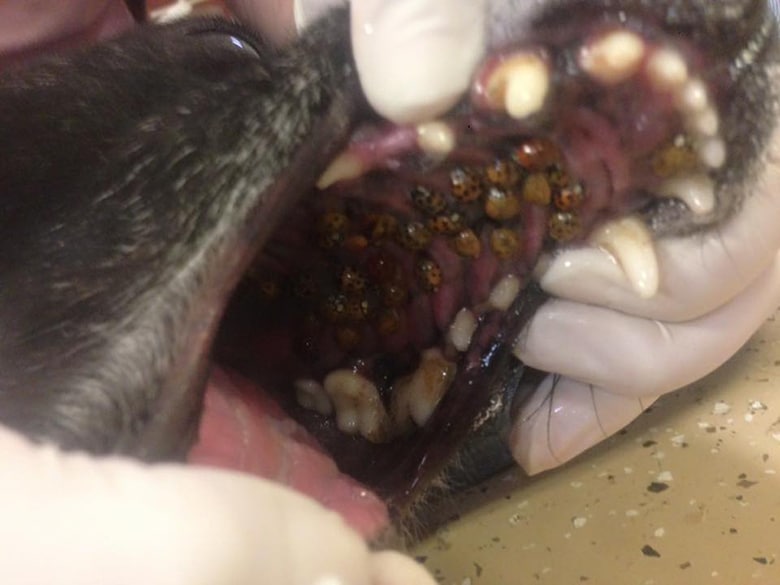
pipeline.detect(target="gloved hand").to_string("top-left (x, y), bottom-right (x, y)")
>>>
top-left (0, 426), bottom-right (434, 585)
top-left (511, 129), bottom-right (780, 473)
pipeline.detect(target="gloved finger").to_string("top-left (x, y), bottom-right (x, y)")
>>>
top-left (0, 426), bottom-right (435, 585)
top-left (349, 0), bottom-right (487, 123)
top-left (508, 374), bottom-right (659, 475)
top-left (536, 127), bottom-right (780, 322)
top-left (0, 0), bottom-right (134, 57)
top-left (514, 251), bottom-right (780, 397)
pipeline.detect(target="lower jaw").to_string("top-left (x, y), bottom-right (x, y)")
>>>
top-left (188, 366), bottom-right (390, 539)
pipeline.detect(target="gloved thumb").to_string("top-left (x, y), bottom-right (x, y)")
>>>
top-left (296, 0), bottom-right (487, 124)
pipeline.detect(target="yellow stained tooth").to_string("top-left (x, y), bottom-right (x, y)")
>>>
top-left (658, 174), bottom-right (716, 216)
top-left (579, 29), bottom-right (646, 85)
top-left (317, 152), bottom-right (364, 189)
top-left (486, 53), bottom-right (550, 119)
top-left (588, 216), bottom-right (659, 299)
top-left (323, 370), bottom-right (392, 443)
top-left (676, 78), bottom-right (710, 113)
top-left (294, 379), bottom-right (333, 417)
top-left (391, 348), bottom-right (456, 427)
top-left (448, 307), bottom-right (478, 352)
top-left (416, 121), bottom-right (456, 156)
top-left (646, 47), bottom-right (689, 90)
top-left (488, 274), bottom-right (522, 311)
top-left (696, 137), bottom-right (727, 169)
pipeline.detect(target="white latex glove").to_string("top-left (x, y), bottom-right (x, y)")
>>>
top-left (292, 0), bottom-right (487, 124)
top-left (511, 127), bottom-right (780, 475)
top-left (0, 425), bottom-right (434, 585)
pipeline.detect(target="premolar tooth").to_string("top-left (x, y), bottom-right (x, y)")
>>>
top-left (687, 106), bottom-right (720, 137)
top-left (676, 78), bottom-right (709, 113)
top-left (588, 216), bottom-right (659, 299)
top-left (646, 47), bottom-right (689, 90)
top-left (294, 379), bottom-right (333, 416)
top-left (696, 136), bottom-right (727, 169)
top-left (658, 174), bottom-right (716, 216)
top-left (486, 53), bottom-right (550, 119)
top-left (392, 349), bottom-right (456, 427)
top-left (488, 274), bottom-right (522, 311)
top-left (448, 307), bottom-right (478, 352)
top-left (323, 370), bottom-right (391, 443)
top-left (317, 152), bottom-right (364, 189)
top-left (416, 121), bottom-right (456, 156)
top-left (579, 29), bottom-right (646, 85)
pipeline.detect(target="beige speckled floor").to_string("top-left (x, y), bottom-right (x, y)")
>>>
top-left (412, 309), bottom-right (780, 584)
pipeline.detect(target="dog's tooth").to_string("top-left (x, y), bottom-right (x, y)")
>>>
top-left (687, 106), bottom-right (720, 137)
top-left (676, 78), bottom-right (709, 113)
top-left (488, 273), bottom-right (522, 311)
top-left (323, 370), bottom-right (391, 443)
top-left (588, 216), bottom-right (659, 299)
top-left (696, 136), bottom-right (727, 169)
top-left (658, 173), bottom-right (716, 215)
top-left (579, 29), bottom-right (646, 85)
top-left (317, 151), bottom-right (364, 189)
top-left (646, 47), bottom-right (689, 90)
top-left (486, 53), bottom-right (550, 119)
top-left (416, 120), bottom-right (456, 156)
top-left (294, 379), bottom-right (333, 416)
top-left (448, 307), bottom-right (478, 352)
top-left (391, 348), bottom-right (456, 427)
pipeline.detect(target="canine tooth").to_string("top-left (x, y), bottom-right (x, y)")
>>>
top-left (392, 349), bottom-right (456, 427)
top-left (697, 137), bottom-right (727, 169)
top-left (646, 47), bottom-right (688, 90)
top-left (317, 152), bottom-right (364, 189)
top-left (588, 216), bottom-right (659, 299)
top-left (488, 274), bottom-right (522, 311)
top-left (416, 121), bottom-right (456, 156)
top-left (579, 29), bottom-right (646, 84)
top-left (294, 379), bottom-right (333, 416)
top-left (658, 174), bottom-right (716, 215)
top-left (486, 53), bottom-right (550, 119)
top-left (688, 106), bottom-right (720, 137)
top-left (676, 78), bottom-right (709, 113)
top-left (323, 370), bottom-right (391, 442)
top-left (448, 308), bottom-right (478, 352)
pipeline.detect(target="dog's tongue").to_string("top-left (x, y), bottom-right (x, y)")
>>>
top-left (187, 367), bottom-right (389, 539)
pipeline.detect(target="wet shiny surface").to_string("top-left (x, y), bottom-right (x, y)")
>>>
top-left (412, 309), bottom-right (780, 583)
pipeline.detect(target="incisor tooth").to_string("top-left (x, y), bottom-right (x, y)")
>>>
top-left (392, 349), bottom-right (456, 427)
top-left (448, 307), bottom-right (478, 352)
top-left (687, 106), bottom-right (720, 137)
top-left (646, 47), bottom-right (689, 90)
top-left (676, 78), bottom-right (709, 113)
top-left (488, 274), bottom-right (522, 311)
top-left (486, 53), bottom-right (550, 119)
top-left (696, 137), bottom-right (727, 169)
top-left (323, 370), bottom-right (391, 442)
top-left (658, 174), bottom-right (716, 215)
top-left (317, 152), bottom-right (364, 189)
top-left (589, 216), bottom-right (659, 299)
top-left (294, 379), bottom-right (333, 416)
top-left (579, 29), bottom-right (646, 85)
top-left (417, 121), bottom-right (456, 156)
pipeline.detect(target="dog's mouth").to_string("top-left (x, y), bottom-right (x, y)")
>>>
top-left (182, 3), bottom-right (777, 539)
